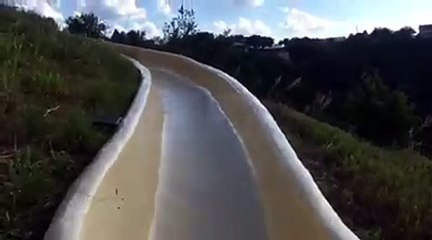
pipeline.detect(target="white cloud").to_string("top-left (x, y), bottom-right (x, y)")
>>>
top-left (130, 21), bottom-right (162, 38)
top-left (354, 10), bottom-right (432, 34)
top-left (77, 0), bottom-right (162, 37)
top-left (214, 20), bottom-right (229, 32)
top-left (78, 0), bottom-right (146, 22)
top-left (214, 17), bottom-right (271, 36)
top-left (281, 8), bottom-right (330, 33)
top-left (4, 0), bottom-right (63, 21)
top-left (233, 0), bottom-right (264, 7)
top-left (278, 7), bottom-right (432, 38)
top-left (158, 0), bottom-right (172, 16)
top-left (111, 21), bottom-right (161, 38)
top-left (280, 7), bottom-right (353, 38)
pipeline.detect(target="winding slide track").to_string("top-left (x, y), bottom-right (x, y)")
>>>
top-left (44, 45), bottom-right (359, 240)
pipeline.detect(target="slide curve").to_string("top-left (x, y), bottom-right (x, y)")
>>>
top-left (44, 44), bottom-right (359, 240)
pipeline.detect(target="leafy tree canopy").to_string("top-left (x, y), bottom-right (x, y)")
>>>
top-left (65, 13), bottom-right (107, 39)
top-left (163, 5), bottom-right (198, 41)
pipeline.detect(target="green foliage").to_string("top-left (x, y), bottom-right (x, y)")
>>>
top-left (110, 29), bottom-right (156, 47)
top-left (346, 73), bottom-right (419, 147)
top-left (265, 101), bottom-right (432, 240)
top-left (394, 27), bottom-right (416, 38)
top-left (106, 7), bottom-right (432, 239)
top-left (21, 71), bottom-right (64, 95)
top-left (245, 35), bottom-right (274, 49)
top-left (63, 109), bottom-right (92, 149)
top-left (126, 30), bottom-right (146, 46)
top-left (0, 6), bottom-right (140, 239)
top-left (22, 106), bottom-right (47, 141)
top-left (163, 5), bottom-right (198, 41)
top-left (9, 147), bottom-right (53, 208)
top-left (65, 12), bottom-right (107, 39)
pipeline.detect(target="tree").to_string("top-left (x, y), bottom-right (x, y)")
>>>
top-left (394, 26), bottom-right (416, 39)
top-left (246, 35), bottom-right (274, 48)
top-left (163, 5), bottom-right (197, 41)
top-left (348, 30), bottom-right (369, 40)
top-left (370, 27), bottom-right (393, 41)
top-left (222, 28), bottom-right (231, 38)
top-left (110, 29), bottom-right (154, 47)
top-left (227, 35), bottom-right (247, 44)
top-left (65, 13), bottom-right (107, 39)
top-left (152, 36), bottom-right (164, 45)
top-left (126, 30), bottom-right (146, 46)
top-left (110, 29), bottom-right (127, 44)
top-left (278, 38), bottom-right (290, 47)
top-left (346, 72), bottom-right (419, 147)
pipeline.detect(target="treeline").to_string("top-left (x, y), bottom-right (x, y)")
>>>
top-left (273, 29), bottom-right (432, 154)
top-left (66, 9), bottom-right (432, 157)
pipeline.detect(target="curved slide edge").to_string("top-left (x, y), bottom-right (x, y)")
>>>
top-left (44, 57), bottom-right (152, 240)
top-left (113, 44), bottom-right (359, 240)
top-left (203, 62), bottom-right (359, 240)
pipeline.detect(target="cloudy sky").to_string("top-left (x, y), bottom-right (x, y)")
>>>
top-left (6, 0), bottom-right (432, 39)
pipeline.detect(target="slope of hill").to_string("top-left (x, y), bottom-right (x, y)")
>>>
top-left (0, 6), bottom-right (140, 239)
top-left (265, 101), bottom-right (432, 240)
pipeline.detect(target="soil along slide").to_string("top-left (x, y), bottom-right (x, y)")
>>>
top-left (45, 45), bottom-right (359, 240)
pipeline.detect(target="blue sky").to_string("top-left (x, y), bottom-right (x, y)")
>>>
top-left (8, 0), bottom-right (432, 39)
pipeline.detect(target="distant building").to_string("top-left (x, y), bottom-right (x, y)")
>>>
top-left (232, 42), bottom-right (250, 52)
top-left (233, 42), bottom-right (247, 48)
top-left (327, 36), bottom-right (346, 42)
top-left (419, 25), bottom-right (432, 38)
top-left (316, 37), bottom-right (347, 43)
top-left (254, 46), bottom-right (291, 62)
top-left (231, 41), bottom-right (290, 62)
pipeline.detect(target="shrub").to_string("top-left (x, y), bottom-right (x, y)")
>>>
top-left (345, 73), bottom-right (419, 147)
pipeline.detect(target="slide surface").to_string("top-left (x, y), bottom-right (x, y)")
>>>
top-left (45, 45), bottom-right (359, 240)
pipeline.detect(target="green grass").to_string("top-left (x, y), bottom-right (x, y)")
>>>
top-left (0, 6), bottom-right (140, 239)
top-left (264, 101), bottom-right (432, 240)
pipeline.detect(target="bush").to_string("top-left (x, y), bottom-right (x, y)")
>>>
top-left (345, 73), bottom-right (419, 147)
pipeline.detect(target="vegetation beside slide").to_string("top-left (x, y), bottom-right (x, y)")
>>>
top-left (0, 6), bottom-right (140, 239)
top-left (3, 3), bottom-right (432, 239)
top-left (146, 8), bottom-right (432, 239)
top-left (154, 9), bottom-right (432, 239)
top-left (265, 101), bottom-right (432, 240)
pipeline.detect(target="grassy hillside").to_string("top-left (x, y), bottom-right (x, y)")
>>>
top-left (264, 101), bottom-right (432, 240)
top-left (0, 6), bottom-right (140, 239)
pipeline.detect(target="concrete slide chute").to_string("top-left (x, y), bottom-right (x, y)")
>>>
top-left (45, 45), bottom-right (359, 240)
